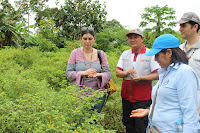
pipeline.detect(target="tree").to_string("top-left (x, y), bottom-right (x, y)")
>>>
top-left (14, 0), bottom-right (49, 26)
top-left (140, 5), bottom-right (176, 38)
top-left (61, 0), bottom-right (107, 39)
top-left (35, 0), bottom-right (107, 41)
top-left (95, 19), bottom-right (128, 52)
top-left (35, 7), bottom-right (59, 27)
top-left (0, 0), bottom-right (23, 47)
top-left (36, 19), bottom-right (64, 48)
top-left (0, 0), bottom-right (35, 48)
top-left (102, 19), bottom-right (124, 29)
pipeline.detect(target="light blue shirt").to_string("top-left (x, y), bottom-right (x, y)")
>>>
top-left (149, 63), bottom-right (200, 133)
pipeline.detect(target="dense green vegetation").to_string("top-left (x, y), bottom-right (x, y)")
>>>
top-left (0, 47), bottom-right (125, 132)
top-left (0, 0), bottom-right (192, 132)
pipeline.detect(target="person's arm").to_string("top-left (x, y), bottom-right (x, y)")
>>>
top-left (138, 55), bottom-right (160, 81)
top-left (96, 51), bottom-right (111, 89)
top-left (82, 68), bottom-right (98, 77)
top-left (130, 55), bottom-right (160, 82)
top-left (116, 67), bottom-right (126, 78)
top-left (177, 69), bottom-right (200, 132)
top-left (116, 50), bottom-right (136, 78)
top-left (66, 49), bottom-right (96, 85)
top-left (116, 67), bottom-right (137, 78)
top-left (130, 71), bottom-right (159, 82)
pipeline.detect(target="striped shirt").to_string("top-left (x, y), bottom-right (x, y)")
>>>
top-left (66, 48), bottom-right (111, 92)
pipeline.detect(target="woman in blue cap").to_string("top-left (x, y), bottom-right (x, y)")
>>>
top-left (130, 34), bottom-right (200, 133)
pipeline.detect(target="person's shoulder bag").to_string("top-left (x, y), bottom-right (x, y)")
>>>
top-left (97, 50), bottom-right (117, 96)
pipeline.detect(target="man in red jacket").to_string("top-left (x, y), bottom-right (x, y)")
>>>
top-left (116, 28), bottom-right (160, 133)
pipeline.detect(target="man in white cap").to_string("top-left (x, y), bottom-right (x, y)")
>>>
top-left (116, 28), bottom-right (160, 133)
top-left (176, 12), bottom-right (200, 115)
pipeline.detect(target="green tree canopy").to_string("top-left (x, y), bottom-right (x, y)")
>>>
top-left (140, 5), bottom-right (176, 38)
top-left (0, 0), bottom-right (24, 47)
top-left (35, 0), bottom-right (107, 41)
top-left (14, 0), bottom-right (49, 26)
top-left (36, 19), bottom-right (64, 48)
top-left (35, 8), bottom-right (59, 27)
top-left (95, 19), bottom-right (128, 52)
top-left (102, 19), bottom-right (124, 29)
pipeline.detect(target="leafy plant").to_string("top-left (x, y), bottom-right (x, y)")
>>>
top-left (140, 4), bottom-right (177, 48)
top-left (35, 0), bottom-right (107, 40)
top-left (95, 26), bottom-right (128, 52)
top-left (0, 47), bottom-right (119, 132)
top-left (0, 1), bottom-right (34, 48)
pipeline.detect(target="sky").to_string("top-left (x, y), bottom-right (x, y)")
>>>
top-left (10, 0), bottom-right (200, 31)
top-left (99, 0), bottom-right (200, 31)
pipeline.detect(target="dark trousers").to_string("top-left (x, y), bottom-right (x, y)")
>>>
top-left (122, 98), bottom-right (151, 133)
top-left (93, 93), bottom-right (106, 113)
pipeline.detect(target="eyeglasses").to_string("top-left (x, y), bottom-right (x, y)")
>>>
top-left (81, 27), bottom-right (94, 32)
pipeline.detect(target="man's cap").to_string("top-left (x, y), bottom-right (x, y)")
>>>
top-left (145, 34), bottom-right (179, 56)
top-left (126, 28), bottom-right (143, 37)
top-left (176, 12), bottom-right (200, 25)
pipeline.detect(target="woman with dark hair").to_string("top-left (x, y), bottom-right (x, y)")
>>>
top-left (66, 27), bottom-right (111, 113)
top-left (156, 48), bottom-right (188, 65)
top-left (130, 34), bottom-right (200, 132)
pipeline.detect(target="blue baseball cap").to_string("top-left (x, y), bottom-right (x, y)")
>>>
top-left (145, 34), bottom-right (179, 56)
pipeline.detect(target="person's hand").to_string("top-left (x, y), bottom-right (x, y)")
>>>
top-left (130, 109), bottom-right (149, 118)
top-left (82, 68), bottom-right (97, 77)
top-left (88, 73), bottom-right (102, 78)
top-left (130, 76), bottom-right (141, 82)
top-left (126, 68), bottom-right (136, 76)
top-left (198, 107), bottom-right (200, 116)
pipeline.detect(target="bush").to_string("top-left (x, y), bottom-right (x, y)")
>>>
top-left (95, 27), bottom-right (128, 52)
top-left (37, 38), bottom-right (59, 52)
top-left (64, 40), bottom-right (82, 52)
top-left (101, 51), bottom-right (126, 132)
top-left (0, 47), bottom-right (118, 132)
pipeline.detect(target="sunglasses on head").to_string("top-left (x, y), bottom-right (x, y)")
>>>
top-left (81, 27), bottom-right (94, 32)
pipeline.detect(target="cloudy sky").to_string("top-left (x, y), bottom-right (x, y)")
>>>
top-left (100, 0), bottom-right (200, 31)
top-left (10, 0), bottom-right (200, 31)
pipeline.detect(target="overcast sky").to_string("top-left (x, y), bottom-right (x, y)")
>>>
top-left (100, 0), bottom-right (200, 31)
top-left (10, 0), bottom-right (200, 31)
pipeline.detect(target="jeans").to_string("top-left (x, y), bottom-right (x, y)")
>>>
top-left (93, 93), bottom-right (106, 113)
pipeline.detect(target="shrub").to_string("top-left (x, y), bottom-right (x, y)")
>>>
top-left (37, 37), bottom-right (59, 52)
top-left (0, 47), bottom-right (118, 132)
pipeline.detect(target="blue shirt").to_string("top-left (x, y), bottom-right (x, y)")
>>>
top-left (150, 63), bottom-right (200, 133)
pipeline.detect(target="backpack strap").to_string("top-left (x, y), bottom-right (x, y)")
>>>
top-left (98, 50), bottom-right (102, 65)
top-left (98, 50), bottom-right (110, 106)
